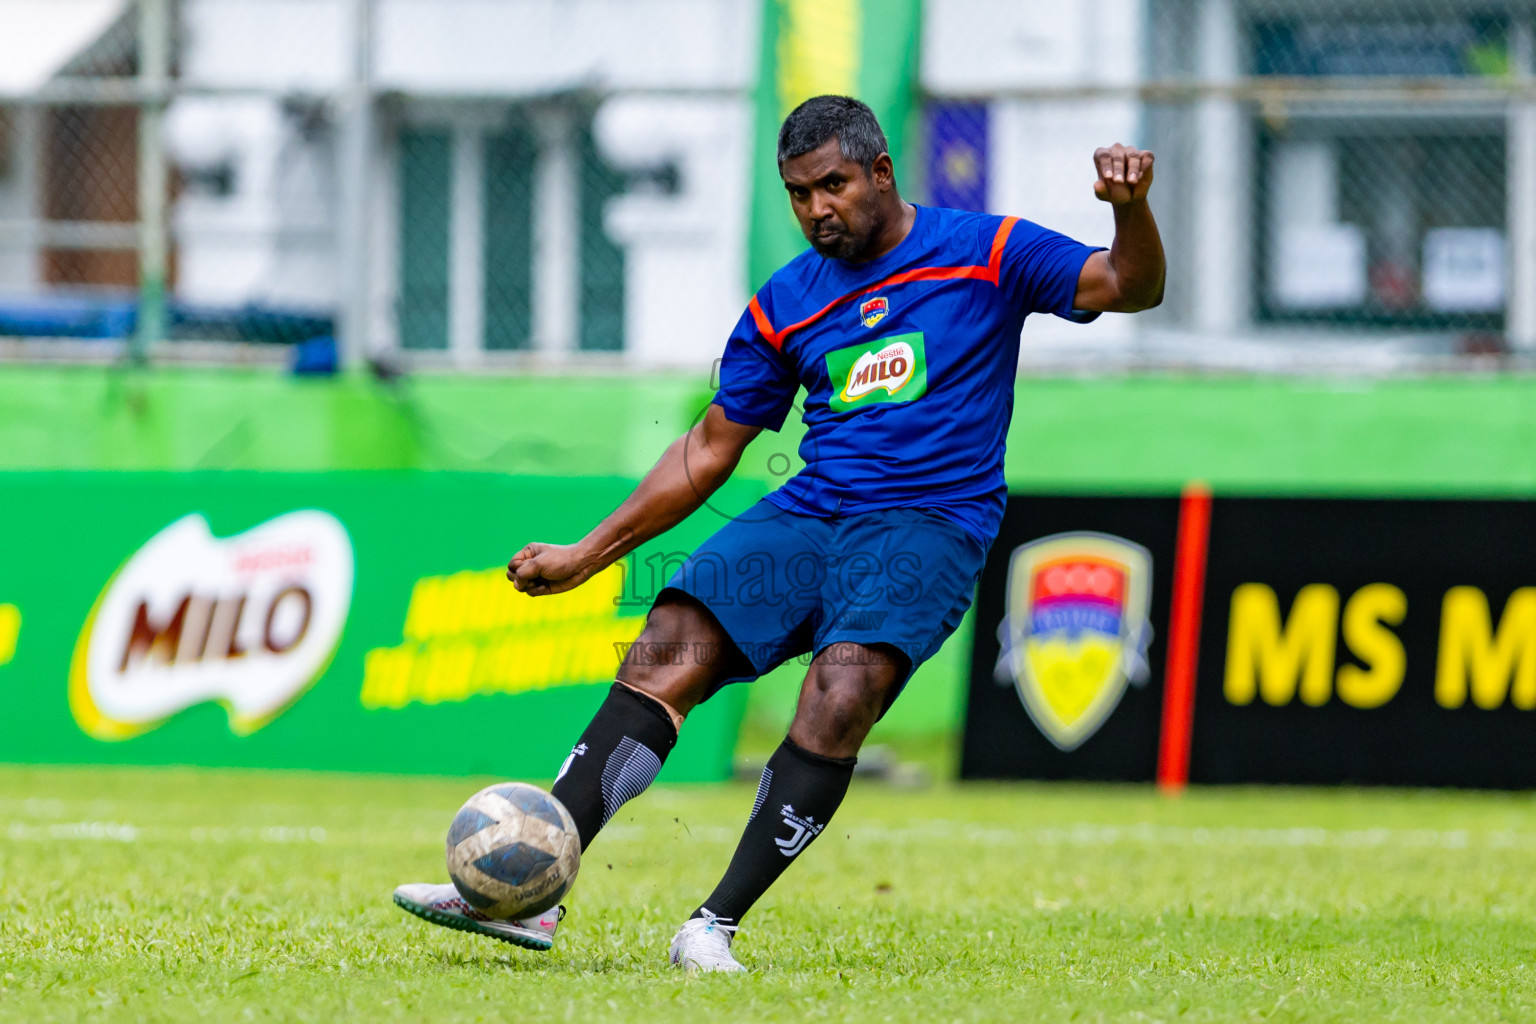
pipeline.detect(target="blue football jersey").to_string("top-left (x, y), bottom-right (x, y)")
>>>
top-left (713, 204), bottom-right (1101, 546)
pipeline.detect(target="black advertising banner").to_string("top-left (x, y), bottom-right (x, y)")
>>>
top-left (961, 496), bottom-right (1178, 781)
top-left (1193, 498), bottom-right (1536, 788)
top-left (962, 495), bottom-right (1536, 789)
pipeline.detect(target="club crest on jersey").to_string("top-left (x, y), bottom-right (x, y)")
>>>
top-left (858, 295), bottom-right (889, 328)
top-left (994, 532), bottom-right (1152, 751)
top-left (824, 331), bottom-right (928, 413)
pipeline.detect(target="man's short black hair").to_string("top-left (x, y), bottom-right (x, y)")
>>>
top-left (777, 95), bottom-right (889, 173)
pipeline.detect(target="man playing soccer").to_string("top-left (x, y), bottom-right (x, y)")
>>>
top-left (395, 95), bottom-right (1165, 970)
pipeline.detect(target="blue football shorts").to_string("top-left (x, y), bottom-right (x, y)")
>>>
top-left (660, 498), bottom-right (989, 702)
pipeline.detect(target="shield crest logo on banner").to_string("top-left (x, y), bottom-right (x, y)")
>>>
top-left (994, 532), bottom-right (1153, 751)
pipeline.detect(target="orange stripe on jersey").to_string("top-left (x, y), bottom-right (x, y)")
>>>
top-left (987, 216), bottom-right (1018, 279)
top-left (747, 295), bottom-right (781, 349)
top-left (748, 217), bottom-right (1019, 351)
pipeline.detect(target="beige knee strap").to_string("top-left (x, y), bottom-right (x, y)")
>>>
top-left (616, 679), bottom-right (685, 733)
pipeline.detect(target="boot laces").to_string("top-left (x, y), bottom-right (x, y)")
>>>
top-left (697, 909), bottom-right (737, 933)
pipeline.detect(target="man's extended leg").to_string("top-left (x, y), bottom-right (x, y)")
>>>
top-left (396, 591), bottom-right (746, 947)
top-left (552, 590), bottom-right (747, 849)
top-left (670, 642), bottom-right (902, 972)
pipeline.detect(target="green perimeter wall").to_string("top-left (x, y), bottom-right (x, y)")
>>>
top-left (5, 365), bottom-right (1536, 741)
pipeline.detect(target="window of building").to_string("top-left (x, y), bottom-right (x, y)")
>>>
top-left (1252, 12), bottom-right (1515, 331)
top-left (1258, 125), bottom-right (1506, 330)
top-left (395, 104), bottom-right (626, 357)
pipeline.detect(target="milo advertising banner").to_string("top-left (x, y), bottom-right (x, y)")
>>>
top-left (0, 474), bottom-right (760, 780)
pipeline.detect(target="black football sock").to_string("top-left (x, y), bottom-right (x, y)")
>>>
top-left (550, 682), bottom-right (678, 851)
top-left (693, 737), bottom-right (856, 924)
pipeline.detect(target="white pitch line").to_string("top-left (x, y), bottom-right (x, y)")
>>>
top-left (3, 822), bottom-right (327, 844)
top-left (5, 821), bottom-right (142, 842)
top-left (850, 822), bottom-right (1494, 850)
top-left (4, 819), bottom-right (1532, 851)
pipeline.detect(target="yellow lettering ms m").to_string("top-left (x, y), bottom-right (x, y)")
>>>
top-left (1435, 587), bottom-right (1536, 709)
top-left (1224, 584), bottom-right (1408, 709)
top-left (1224, 584), bottom-right (1339, 706)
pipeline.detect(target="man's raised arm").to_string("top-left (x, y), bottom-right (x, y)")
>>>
top-left (506, 404), bottom-right (762, 597)
top-left (1073, 143), bottom-right (1167, 314)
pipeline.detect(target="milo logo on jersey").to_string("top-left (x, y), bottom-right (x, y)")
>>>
top-left (825, 332), bottom-right (928, 414)
top-left (995, 533), bottom-right (1153, 750)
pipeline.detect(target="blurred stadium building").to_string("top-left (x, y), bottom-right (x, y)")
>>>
top-left (1, 0), bottom-right (1533, 371)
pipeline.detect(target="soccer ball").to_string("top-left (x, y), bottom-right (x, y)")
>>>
top-left (445, 782), bottom-right (580, 919)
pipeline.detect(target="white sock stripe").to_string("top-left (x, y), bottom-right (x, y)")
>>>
top-left (599, 737), bottom-right (663, 827)
top-left (747, 767), bottom-right (773, 823)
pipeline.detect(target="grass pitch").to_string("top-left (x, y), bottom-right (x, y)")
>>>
top-left (5, 765), bottom-right (1536, 1023)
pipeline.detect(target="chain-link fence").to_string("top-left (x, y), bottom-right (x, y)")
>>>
top-left (924, 0), bottom-right (1536, 370)
top-left (0, 1), bottom-right (145, 354)
top-left (0, 0), bottom-right (338, 358)
top-left (1, 0), bottom-right (1533, 371)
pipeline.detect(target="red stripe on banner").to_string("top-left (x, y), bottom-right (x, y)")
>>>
top-left (1157, 482), bottom-right (1213, 794)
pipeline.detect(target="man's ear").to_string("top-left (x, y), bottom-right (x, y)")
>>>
top-left (870, 153), bottom-right (895, 191)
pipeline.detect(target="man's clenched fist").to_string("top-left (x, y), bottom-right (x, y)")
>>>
top-left (1093, 144), bottom-right (1155, 205)
top-left (507, 542), bottom-right (591, 597)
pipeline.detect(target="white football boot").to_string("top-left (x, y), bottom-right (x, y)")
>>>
top-left (668, 910), bottom-right (745, 973)
top-left (392, 883), bottom-right (563, 951)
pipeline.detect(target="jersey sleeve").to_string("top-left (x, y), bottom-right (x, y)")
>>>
top-left (995, 217), bottom-right (1105, 323)
top-left (710, 304), bottom-right (798, 432)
